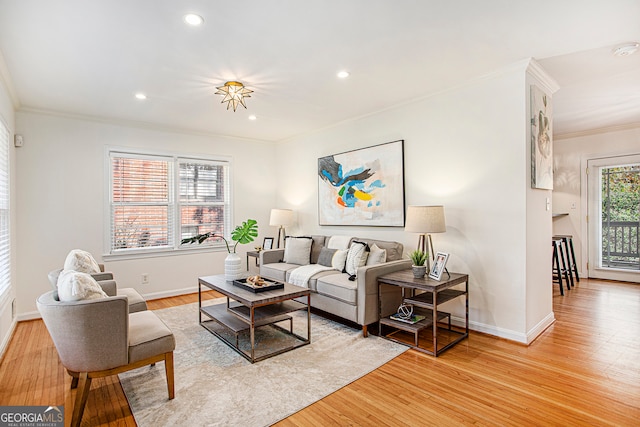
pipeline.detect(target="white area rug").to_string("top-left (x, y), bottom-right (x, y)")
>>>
top-left (119, 301), bottom-right (408, 427)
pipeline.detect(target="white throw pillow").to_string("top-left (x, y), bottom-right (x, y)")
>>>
top-left (326, 235), bottom-right (352, 250)
top-left (283, 237), bottom-right (313, 266)
top-left (331, 249), bottom-right (349, 271)
top-left (345, 241), bottom-right (369, 276)
top-left (63, 249), bottom-right (100, 274)
top-left (57, 270), bottom-right (108, 302)
top-left (366, 243), bottom-right (387, 266)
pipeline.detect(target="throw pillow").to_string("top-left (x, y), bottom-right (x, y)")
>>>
top-left (366, 243), bottom-right (387, 266)
top-left (345, 241), bottom-right (369, 277)
top-left (317, 247), bottom-right (338, 267)
top-left (283, 236), bottom-right (313, 265)
top-left (57, 270), bottom-right (108, 302)
top-left (63, 249), bottom-right (101, 274)
top-left (331, 249), bottom-right (349, 271)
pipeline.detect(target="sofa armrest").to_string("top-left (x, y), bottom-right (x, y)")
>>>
top-left (97, 279), bottom-right (117, 296)
top-left (91, 271), bottom-right (114, 282)
top-left (260, 249), bottom-right (285, 265)
top-left (356, 259), bottom-right (412, 326)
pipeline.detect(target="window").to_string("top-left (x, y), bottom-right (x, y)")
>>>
top-left (108, 150), bottom-right (230, 255)
top-left (0, 120), bottom-right (9, 297)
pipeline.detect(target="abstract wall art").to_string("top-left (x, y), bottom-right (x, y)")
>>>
top-left (317, 140), bottom-right (405, 226)
top-left (531, 85), bottom-right (553, 190)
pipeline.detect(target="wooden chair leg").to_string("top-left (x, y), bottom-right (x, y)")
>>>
top-left (68, 371), bottom-right (79, 389)
top-left (71, 372), bottom-right (92, 427)
top-left (164, 352), bottom-right (175, 400)
top-left (362, 324), bottom-right (368, 338)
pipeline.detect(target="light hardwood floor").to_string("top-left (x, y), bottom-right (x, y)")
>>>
top-left (1, 279), bottom-right (639, 426)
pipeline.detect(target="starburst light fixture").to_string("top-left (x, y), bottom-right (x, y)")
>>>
top-left (215, 81), bottom-right (253, 111)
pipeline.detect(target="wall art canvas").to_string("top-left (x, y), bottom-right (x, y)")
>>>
top-left (318, 140), bottom-right (405, 226)
top-left (531, 85), bottom-right (553, 190)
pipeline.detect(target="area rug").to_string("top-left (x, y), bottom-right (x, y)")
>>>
top-left (119, 300), bottom-right (408, 426)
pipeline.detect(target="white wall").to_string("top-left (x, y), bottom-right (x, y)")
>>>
top-left (553, 126), bottom-right (640, 275)
top-left (15, 112), bottom-right (277, 317)
top-left (275, 62), bottom-right (553, 342)
top-left (0, 69), bottom-right (16, 356)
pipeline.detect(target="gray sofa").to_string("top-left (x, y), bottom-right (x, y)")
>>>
top-left (259, 235), bottom-right (411, 337)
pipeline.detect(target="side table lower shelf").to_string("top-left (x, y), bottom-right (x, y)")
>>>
top-left (379, 309), bottom-right (451, 348)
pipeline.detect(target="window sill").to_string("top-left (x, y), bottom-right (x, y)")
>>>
top-left (102, 245), bottom-right (228, 262)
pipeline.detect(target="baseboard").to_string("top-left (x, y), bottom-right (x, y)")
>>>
top-left (141, 286), bottom-right (199, 301)
top-left (0, 318), bottom-right (17, 361)
top-left (450, 316), bottom-right (528, 344)
top-left (525, 312), bottom-right (556, 344)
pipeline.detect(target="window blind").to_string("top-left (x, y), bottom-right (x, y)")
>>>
top-left (0, 120), bottom-right (10, 296)
top-left (108, 151), bottom-right (230, 255)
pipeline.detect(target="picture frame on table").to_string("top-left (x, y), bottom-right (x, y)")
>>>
top-left (263, 237), bottom-right (274, 250)
top-left (429, 252), bottom-right (450, 281)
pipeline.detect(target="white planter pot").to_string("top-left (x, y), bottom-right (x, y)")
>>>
top-left (224, 252), bottom-right (243, 281)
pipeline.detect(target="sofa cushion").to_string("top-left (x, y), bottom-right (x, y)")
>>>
top-left (331, 249), bottom-right (348, 271)
top-left (283, 236), bottom-right (313, 265)
top-left (327, 235), bottom-right (352, 250)
top-left (317, 247), bottom-right (337, 267)
top-left (352, 238), bottom-right (403, 262)
top-left (309, 235), bottom-right (328, 264)
top-left (261, 262), bottom-right (300, 282)
top-left (316, 273), bottom-right (357, 305)
top-left (366, 243), bottom-right (387, 266)
top-left (345, 241), bottom-right (369, 277)
top-left (64, 249), bottom-right (101, 274)
top-left (57, 270), bottom-right (108, 302)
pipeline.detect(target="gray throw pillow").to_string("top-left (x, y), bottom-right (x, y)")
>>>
top-left (317, 247), bottom-right (337, 267)
top-left (283, 237), bottom-right (313, 265)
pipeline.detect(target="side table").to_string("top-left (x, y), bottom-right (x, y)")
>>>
top-left (377, 269), bottom-right (469, 356)
top-left (246, 250), bottom-right (260, 271)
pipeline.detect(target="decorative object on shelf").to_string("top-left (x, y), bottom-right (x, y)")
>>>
top-left (269, 209), bottom-right (293, 248)
top-left (409, 249), bottom-right (427, 278)
top-left (318, 140), bottom-right (405, 226)
top-left (181, 219), bottom-right (258, 281)
top-left (530, 84), bottom-right (553, 190)
top-left (404, 205), bottom-right (446, 271)
top-left (396, 303), bottom-right (414, 320)
top-left (263, 237), bottom-right (274, 250)
top-left (215, 81), bottom-right (253, 111)
top-left (428, 251), bottom-right (450, 281)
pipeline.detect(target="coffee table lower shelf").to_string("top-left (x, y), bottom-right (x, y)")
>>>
top-left (200, 302), bottom-right (309, 363)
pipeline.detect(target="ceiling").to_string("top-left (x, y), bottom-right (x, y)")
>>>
top-left (0, 0), bottom-right (639, 142)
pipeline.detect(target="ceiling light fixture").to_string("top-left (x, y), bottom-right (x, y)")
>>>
top-left (337, 70), bottom-right (350, 79)
top-left (135, 93), bottom-right (147, 100)
top-left (248, 115), bottom-right (257, 121)
top-left (184, 13), bottom-right (204, 26)
top-left (612, 42), bottom-right (639, 57)
top-left (215, 81), bottom-right (253, 111)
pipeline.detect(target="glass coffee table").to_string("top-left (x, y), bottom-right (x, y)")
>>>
top-left (198, 274), bottom-right (311, 363)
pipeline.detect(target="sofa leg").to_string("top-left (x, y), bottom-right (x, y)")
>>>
top-left (362, 324), bottom-right (368, 338)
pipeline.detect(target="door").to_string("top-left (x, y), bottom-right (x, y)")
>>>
top-left (587, 154), bottom-right (640, 283)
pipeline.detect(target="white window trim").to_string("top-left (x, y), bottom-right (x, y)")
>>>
top-left (0, 116), bottom-right (10, 302)
top-left (103, 146), bottom-right (233, 261)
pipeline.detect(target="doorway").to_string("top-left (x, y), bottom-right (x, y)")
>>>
top-left (587, 154), bottom-right (640, 283)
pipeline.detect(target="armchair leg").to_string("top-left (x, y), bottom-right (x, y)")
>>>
top-left (68, 371), bottom-right (79, 389)
top-left (164, 352), bottom-right (175, 399)
top-left (71, 372), bottom-right (92, 427)
top-left (362, 324), bottom-right (368, 338)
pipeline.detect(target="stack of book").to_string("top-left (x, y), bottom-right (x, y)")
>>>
top-left (389, 312), bottom-right (426, 324)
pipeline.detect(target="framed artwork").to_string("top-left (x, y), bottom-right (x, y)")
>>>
top-left (429, 252), bottom-right (449, 281)
top-left (317, 140), bottom-right (405, 226)
top-left (530, 85), bottom-right (553, 190)
top-left (263, 237), bottom-right (274, 250)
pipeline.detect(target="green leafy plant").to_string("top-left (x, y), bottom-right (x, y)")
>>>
top-left (409, 249), bottom-right (427, 266)
top-left (181, 219), bottom-right (258, 253)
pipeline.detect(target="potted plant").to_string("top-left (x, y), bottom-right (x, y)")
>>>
top-left (182, 219), bottom-right (258, 280)
top-left (409, 249), bottom-right (427, 278)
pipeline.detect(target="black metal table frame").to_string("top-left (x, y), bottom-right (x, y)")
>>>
top-left (198, 275), bottom-right (311, 363)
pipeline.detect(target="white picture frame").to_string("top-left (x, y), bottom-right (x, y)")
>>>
top-left (429, 252), bottom-right (449, 281)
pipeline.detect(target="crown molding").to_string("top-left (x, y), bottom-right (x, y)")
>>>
top-left (555, 121), bottom-right (640, 140)
top-left (526, 58), bottom-right (560, 94)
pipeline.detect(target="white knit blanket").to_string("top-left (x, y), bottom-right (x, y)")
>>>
top-left (288, 264), bottom-right (335, 288)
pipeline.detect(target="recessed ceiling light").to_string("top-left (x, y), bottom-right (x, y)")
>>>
top-left (337, 71), bottom-right (350, 79)
top-left (184, 13), bottom-right (204, 26)
top-left (135, 93), bottom-right (147, 100)
top-left (248, 115), bottom-right (257, 121)
top-left (612, 42), bottom-right (639, 57)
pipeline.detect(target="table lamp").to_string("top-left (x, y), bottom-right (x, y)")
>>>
top-left (269, 208), bottom-right (293, 248)
top-left (404, 205), bottom-right (446, 271)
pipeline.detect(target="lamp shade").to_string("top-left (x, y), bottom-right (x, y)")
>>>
top-left (404, 205), bottom-right (446, 233)
top-left (269, 209), bottom-right (293, 226)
